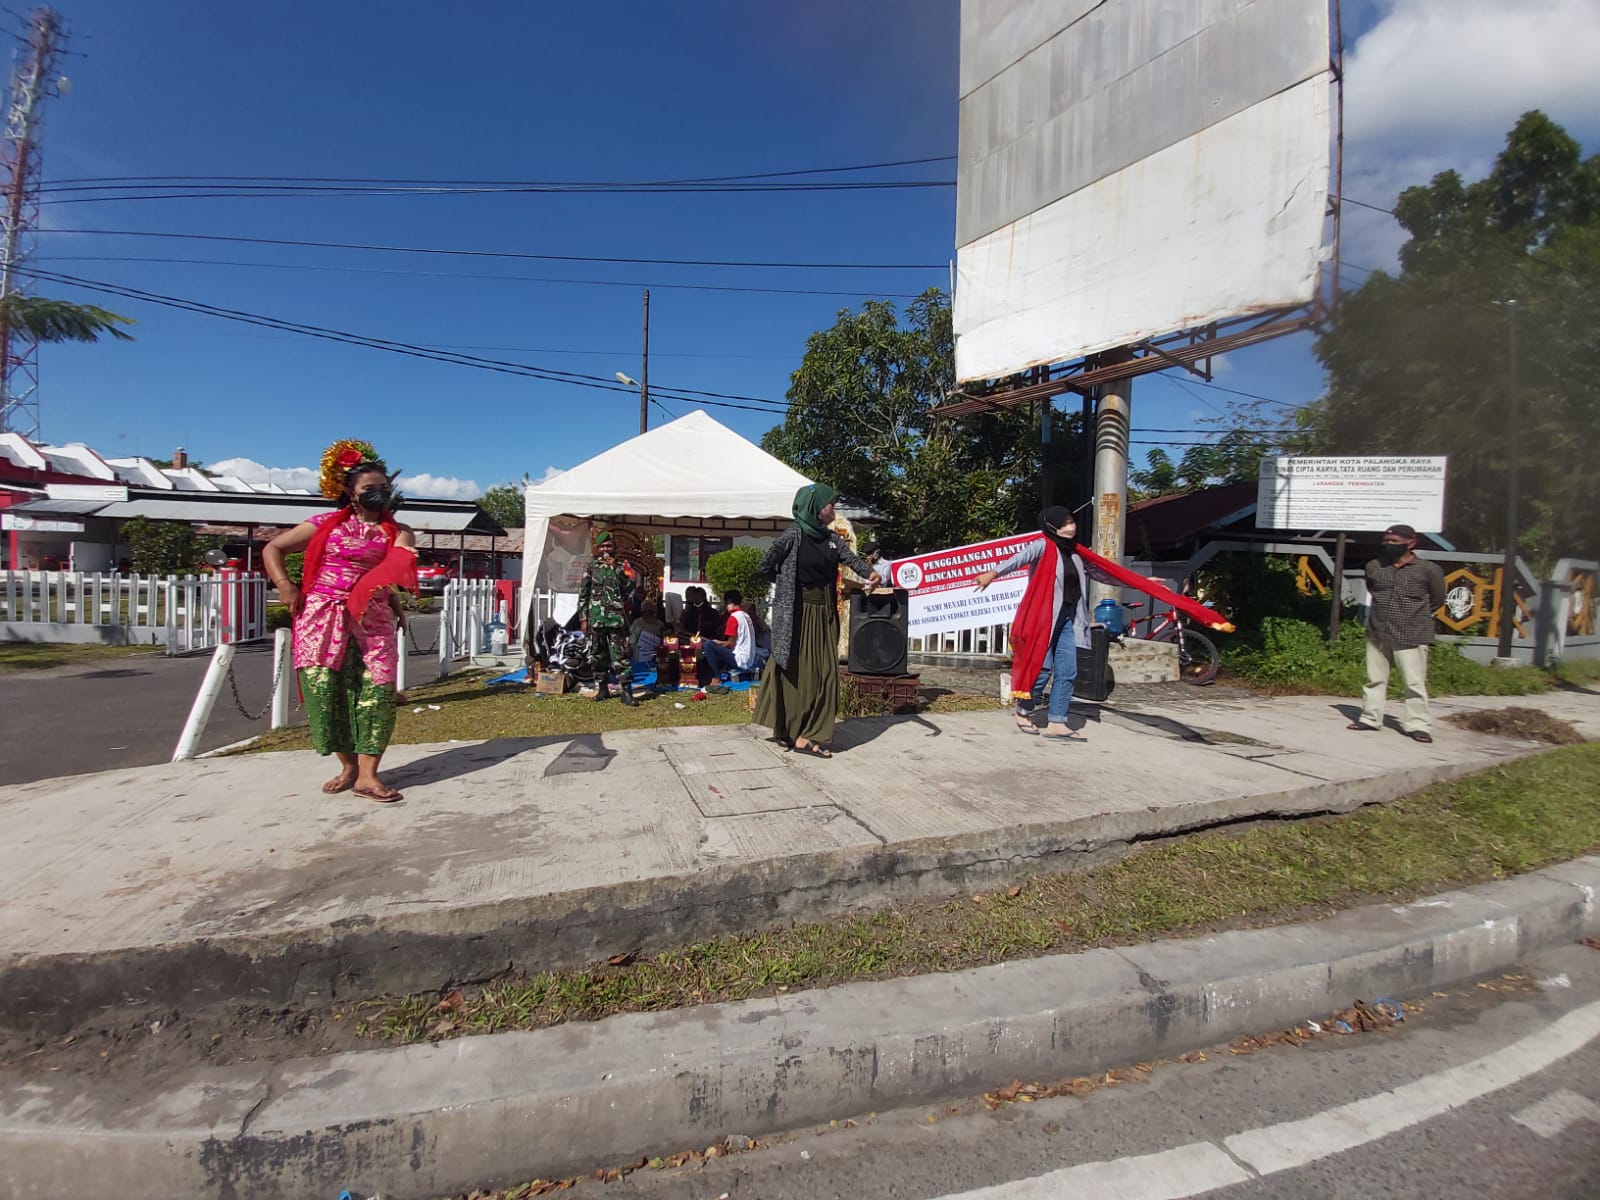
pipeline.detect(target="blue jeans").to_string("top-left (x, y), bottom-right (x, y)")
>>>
top-left (1021, 615), bottom-right (1078, 724)
top-left (703, 641), bottom-right (766, 678)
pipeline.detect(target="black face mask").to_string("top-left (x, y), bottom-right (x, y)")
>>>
top-left (1377, 543), bottom-right (1408, 565)
top-left (356, 488), bottom-right (391, 513)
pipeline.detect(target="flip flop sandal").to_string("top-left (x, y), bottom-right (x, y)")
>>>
top-left (1041, 730), bottom-right (1087, 743)
top-left (322, 775), bottom-right (357, 795)
top-left (1408, 731), bottom-right (1434, 744)
top-left (353, 785), bottom-right (404, 803)
top-left (793, 741), bottom-right (834, 759)
top-left (1347, 722), bottom-right (1379, 731)
top-left (1014, 716), bottom-right (1039, 735)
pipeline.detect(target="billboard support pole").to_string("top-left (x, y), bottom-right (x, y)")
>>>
top-left (1090, 362), bottom-right (1132, 606)
top-left (1327, 530), bottom-right (1347, 643)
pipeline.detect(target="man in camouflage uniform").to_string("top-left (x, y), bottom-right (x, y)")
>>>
top-left (578, 532), bottom-right (638, 705)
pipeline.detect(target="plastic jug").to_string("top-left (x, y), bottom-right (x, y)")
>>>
top-left (483, 602), bottom-right (509, 655)
top-left (1093, 597), bottom-right (1124, 636)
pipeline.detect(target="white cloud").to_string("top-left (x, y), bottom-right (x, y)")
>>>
top-left (209, 457), bottom-right (319, 492)
top-left (397, 473), bottom-right (483, 501)
top-left (538, 465), bottom-right (565, 483)
top-left (210, 456), bottom-right (481, 500)
top-left (1340, 0), bottom-right (1600, 268)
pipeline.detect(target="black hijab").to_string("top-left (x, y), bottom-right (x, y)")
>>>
top-left (1038, 506), bottom-right (1079, 553)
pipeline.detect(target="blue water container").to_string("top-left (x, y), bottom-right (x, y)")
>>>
top-left (1093, 597), bottom-right (1124, 636)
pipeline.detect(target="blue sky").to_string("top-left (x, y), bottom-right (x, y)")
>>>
top-left (26, 0), bottom-right (1600, 500)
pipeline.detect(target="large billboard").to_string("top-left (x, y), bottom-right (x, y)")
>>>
top-left (954, 0), bottom-right (1333, 383)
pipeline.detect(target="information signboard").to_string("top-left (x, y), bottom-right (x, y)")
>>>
top-left (1257, 457), bottom-right (1447, 532)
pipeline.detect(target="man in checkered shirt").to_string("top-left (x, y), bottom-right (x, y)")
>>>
top-left (1350, 524), bottom-right (1447, 743)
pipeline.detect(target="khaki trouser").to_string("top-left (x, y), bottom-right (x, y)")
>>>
top-left (1359, 642), bottom-right (1430, 733)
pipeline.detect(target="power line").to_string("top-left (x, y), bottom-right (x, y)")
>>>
top-left (39, 253), bottom-right (927, 299)
top-left (39, 180), bottom-right (957, 206)
top-left (37, 227), bottom-right (947, 271)
top-left (19, 266), bottom-right (794, 415)
top-left (41, 154), bottom-right (957, 190)
top-left (1338, 194), bottom-right (1396, 216)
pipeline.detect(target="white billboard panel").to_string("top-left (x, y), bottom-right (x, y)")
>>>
top-left (1257, 457), bottom-right (1448, 533)
top-left (954, 0), bottom-right (1332, 383)
top-left (955, 78), bottom-right (1329, 383)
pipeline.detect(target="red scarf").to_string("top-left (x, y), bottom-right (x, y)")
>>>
top-left (1008, 538), bottom-right (1234, 699)
top-left (300, 506), bottom-right (410, 617)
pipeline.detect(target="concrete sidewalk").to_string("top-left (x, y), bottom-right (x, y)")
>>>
top-left (2, 687), bottom-right (1597, 1031)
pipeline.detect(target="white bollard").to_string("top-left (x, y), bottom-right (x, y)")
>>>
top-left (396, 619), bottom-right (409, 693)
top-left (270, 627), bottom-right (293, 730)
top-left (438, 607), bottom-right (452, 679)
top-left (173, 642), bottom-right (236, 762)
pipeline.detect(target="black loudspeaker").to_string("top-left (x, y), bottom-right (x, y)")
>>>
top-left (1074, 624), bottom-right (1116, 702)
top-left (847, 589), bottom-right (909, 676)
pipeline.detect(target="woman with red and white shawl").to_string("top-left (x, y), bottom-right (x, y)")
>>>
top-left (976, 506), bottom-right (1236, 742)
top-left (974, 506), bottom-right (1101, 741)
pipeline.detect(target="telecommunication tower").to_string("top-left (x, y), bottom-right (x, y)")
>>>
top-left (0, 7), bottom-right (64, 438)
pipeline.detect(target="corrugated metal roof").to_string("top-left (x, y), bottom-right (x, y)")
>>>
top-left (6, 497), bottom-right (112, 516)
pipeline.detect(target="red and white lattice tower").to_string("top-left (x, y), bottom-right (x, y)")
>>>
top-left (0, 7), bottom-right (64, 438)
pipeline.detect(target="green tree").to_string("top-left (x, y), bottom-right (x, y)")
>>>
top-left (476, 479), bottom-right (528, 530)
top-left (122, 518), bottom-right (204, 575)
top-left (704, 545), bottom-right (768, 614)
top-left (1309, 111), bottom-right (1600, 564)
top-left (2, 296), bottom-right (134, 343)
top-left (761, 289), bottom-right (1086, 556)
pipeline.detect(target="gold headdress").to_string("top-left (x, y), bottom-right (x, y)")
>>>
top-left (318, 439), bottom-right (382, 501)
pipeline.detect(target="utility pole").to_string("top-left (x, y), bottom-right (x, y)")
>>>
top-left (1038, 394), bottom-right (1051, 509)
top-left (1495, 299), bottom-right (1520, 661)
top-left (0, 7), bottom-right (63, 439)
top-left (1089, 364), bottom-right (1132, 607)
top-left (638, 288), bottom-right (650, 435)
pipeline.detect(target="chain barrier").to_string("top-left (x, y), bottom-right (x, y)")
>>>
top-left (227, 646), bottom-right (286, 722)
top-left (407, 619), bottom-right (440, 656)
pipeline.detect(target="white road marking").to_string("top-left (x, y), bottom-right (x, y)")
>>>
top-left (932, 998), bottom-right (1600, 1200)
top-left (1223, 998), bottom-right (1600, 1176)
top-left (1510, 1089), bottom-right (1600, 1138)
top-left (927, 1143), bottom-right (1252, 1200)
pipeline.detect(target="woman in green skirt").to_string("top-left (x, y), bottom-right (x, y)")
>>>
top-left (754, 483), bottom-right (883, 758)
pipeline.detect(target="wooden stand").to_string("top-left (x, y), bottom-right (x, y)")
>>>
top-left (838, 669), bottom-right (921, 711)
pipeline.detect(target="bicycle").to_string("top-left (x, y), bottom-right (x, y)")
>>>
top-left (1116, 591), bottom-right (1221, 685)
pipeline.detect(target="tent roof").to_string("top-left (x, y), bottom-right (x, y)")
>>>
top-left (523, 410), bottom-right (809, 521)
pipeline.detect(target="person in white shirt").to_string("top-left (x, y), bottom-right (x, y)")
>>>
top-left (701, 589), bottom-right (767, 684)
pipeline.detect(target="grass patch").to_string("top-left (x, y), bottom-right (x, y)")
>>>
top-left (246, 669), bottom-right (759, 751)
top-left (358, 742), bottom-right (1600, 1046)
top-left (0, 641), bottom-right (162, 672)
top-left (245, 669), bottom-right (999, 753)
top-left (1223, 618), bottom-right (1549, 697)
top-left (1557, 658), bottom-right (1600, 687)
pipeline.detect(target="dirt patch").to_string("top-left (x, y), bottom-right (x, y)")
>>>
top-left (1447, 706), bottom-right (1585, 745)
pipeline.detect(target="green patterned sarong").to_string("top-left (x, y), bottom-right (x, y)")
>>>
top-left (299, 642), bottom-right (397, 756)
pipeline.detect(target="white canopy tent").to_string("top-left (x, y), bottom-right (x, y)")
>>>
top-left (521, 410), bottom-right (810, 610)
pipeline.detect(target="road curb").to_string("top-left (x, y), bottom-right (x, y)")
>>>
top-left (4, 855), bottom-right (1596, 1200)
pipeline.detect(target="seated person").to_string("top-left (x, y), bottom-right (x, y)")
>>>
top-left (628, 599), bottom-right (665, 663)
top-left (700, 589), bottom-right (768, 684)
top-left (677, 585), bottom-right (723, 639)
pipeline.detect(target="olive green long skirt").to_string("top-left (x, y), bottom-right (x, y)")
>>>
top-left (754, 586), bottom-right (838, 746)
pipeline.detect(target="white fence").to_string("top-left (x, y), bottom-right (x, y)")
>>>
top-left (437, 579), bottom-right (545, 676)
top-left (909, 622), bottom-right (1011, 662)
top-left (0, 570), bottom-right (269, 654)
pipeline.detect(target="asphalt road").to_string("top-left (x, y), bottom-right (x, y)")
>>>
top-left (555, 944), bottom-right (1600, 1200)
top-left (0, 614), bottom-right (443, 785)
